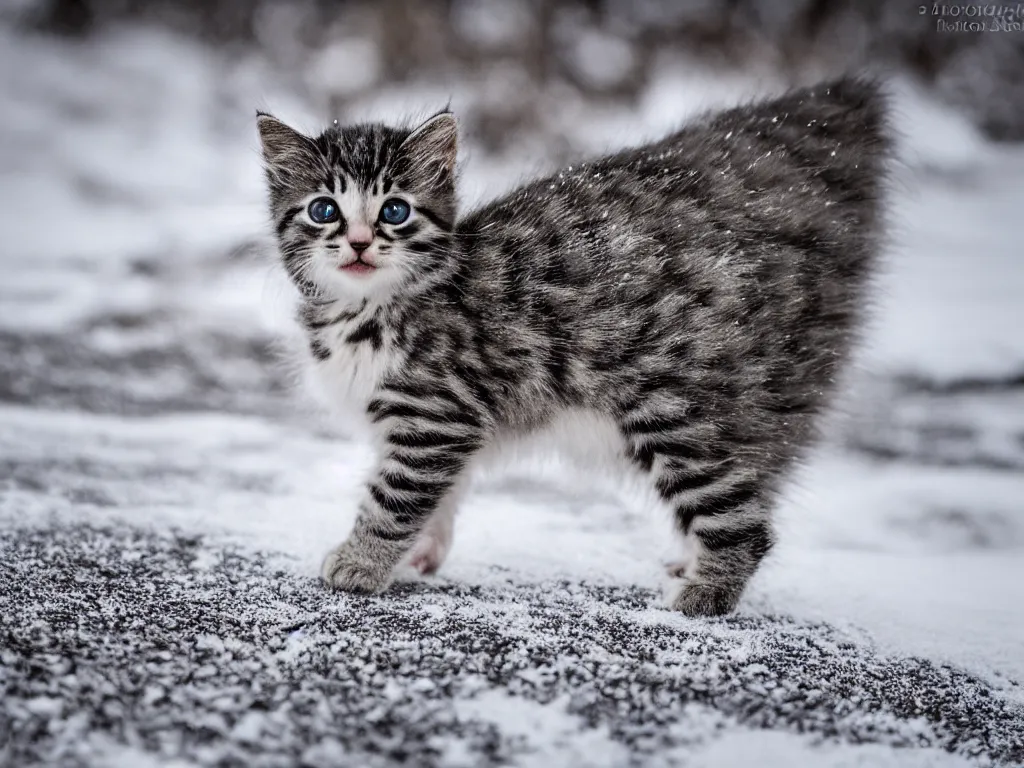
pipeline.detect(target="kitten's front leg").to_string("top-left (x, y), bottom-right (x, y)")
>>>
top-left (320, 514), bottom-right (408, 595)
top-left (321, 393), bottom-right (483, 595)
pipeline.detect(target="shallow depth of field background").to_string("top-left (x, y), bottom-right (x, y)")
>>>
top-left (3, 0), bottom-right (1023, 432)
top-left (3, 0), bottom-right (1024, 644)
top-left (3, 0), bottom-right (1024, 653)
top-left (1, 2), bottom-right (1023, 765)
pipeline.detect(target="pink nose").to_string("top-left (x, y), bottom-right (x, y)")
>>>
top-left (348, 223), bottom-right (373, 253)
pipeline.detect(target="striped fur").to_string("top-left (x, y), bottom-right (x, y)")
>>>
top-left (257, 77), bottom-right (890, 616)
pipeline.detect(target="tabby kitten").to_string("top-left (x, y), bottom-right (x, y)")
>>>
top-left (257, 77), bottom-right (889, 616)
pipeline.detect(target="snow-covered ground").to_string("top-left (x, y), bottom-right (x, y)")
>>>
top-left (0, 22), bottom-right (1022, 768)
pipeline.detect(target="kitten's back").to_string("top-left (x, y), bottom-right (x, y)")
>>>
top-left (460, 75), bottom-right (888, 281)
top-left (452, 76), bottom-right (890, 429)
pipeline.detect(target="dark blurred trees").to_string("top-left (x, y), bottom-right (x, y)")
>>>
top-left (17, 0), bottom-right (1024, 141)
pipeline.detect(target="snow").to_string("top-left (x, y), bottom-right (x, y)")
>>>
top-left (1, 16), bottom-right (1023, 768)
top-left (677, 727), bottom-right (980, 768)
top-left (453, 0), bottom-right (533, 49)
top-left (564, 28), bottom-right (637, 90)
top-left (452, 690), bottom-right (630, 767)
top-left (306, 39), bottom-right (381, 96)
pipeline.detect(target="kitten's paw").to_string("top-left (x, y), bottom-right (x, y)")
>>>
top-left (321, 542), bottom-right (392, 594)
top-left (404, 527), bottom-right (452, 576)
top-left (407, 535), bottom-right (447, 575)
top-left (401, 508), bottom-right (455, 576)
top-left (669, 581), bottom-right (741, 617)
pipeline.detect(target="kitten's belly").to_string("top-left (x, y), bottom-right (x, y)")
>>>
top-left (481, 408), bottom-right (628, 471)
top-left (476, 408), bottom-right (664, 513)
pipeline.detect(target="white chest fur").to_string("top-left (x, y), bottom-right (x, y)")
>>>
top-left (300, 314), bottom-right (399, 439)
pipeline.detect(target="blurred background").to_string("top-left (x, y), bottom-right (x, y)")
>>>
top-left (1, 0), bottom-right (1022, 547)
top-left (3, 7), bottom-right (1024, 764)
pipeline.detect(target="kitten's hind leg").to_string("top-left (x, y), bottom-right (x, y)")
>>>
top-left (667, 493), bottom-right (775, 617)
top-left (620, 413), bottom-right (774, 616)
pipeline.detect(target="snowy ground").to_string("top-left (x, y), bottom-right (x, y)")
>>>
top-left (1, 22), bottom-right (1023, 768)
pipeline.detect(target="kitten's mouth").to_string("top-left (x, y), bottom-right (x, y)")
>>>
top-left (339, 259), bottom-right (377, 275)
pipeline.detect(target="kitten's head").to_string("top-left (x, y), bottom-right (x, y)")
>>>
top-left (257, 110), bottom-right (458, 302)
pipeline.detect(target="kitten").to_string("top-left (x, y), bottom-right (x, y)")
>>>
top-left (257, 76), bottom-right (889, 616)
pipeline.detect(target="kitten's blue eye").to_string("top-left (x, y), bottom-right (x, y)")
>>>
top-left (379, 198), bottom-right (411, 225)
top-left (308, 197), bottom-right (339, 224)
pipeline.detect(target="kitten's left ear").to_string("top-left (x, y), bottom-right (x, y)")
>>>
top-left (397, 111), bottom-right (458, 183)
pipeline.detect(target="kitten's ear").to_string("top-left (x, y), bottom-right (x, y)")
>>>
top-left (396, 111), bottom-right (458, 183)
top-left (257, 112), bottom-right (312, 167)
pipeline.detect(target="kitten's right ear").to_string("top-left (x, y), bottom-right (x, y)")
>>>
top-left (256, 112), bottom-right (311, 167)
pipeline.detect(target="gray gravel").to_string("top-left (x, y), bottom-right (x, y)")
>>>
top-left (3, 522), bottom-right (1022, 767)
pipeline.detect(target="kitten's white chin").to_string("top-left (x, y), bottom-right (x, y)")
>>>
top-left (317, 263), bottom-right (401, 304)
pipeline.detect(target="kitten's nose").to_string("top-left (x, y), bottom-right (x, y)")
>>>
top-left (347, 222), bottom-right (373, 254)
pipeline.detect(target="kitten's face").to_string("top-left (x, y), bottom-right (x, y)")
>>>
top-left (257, 112), bottom-right (458, 302)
